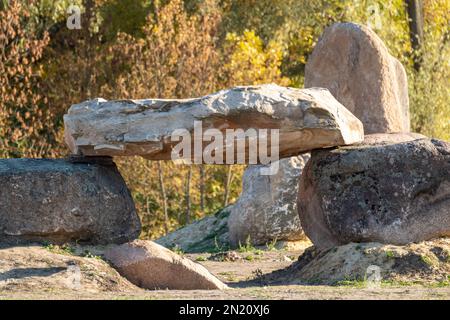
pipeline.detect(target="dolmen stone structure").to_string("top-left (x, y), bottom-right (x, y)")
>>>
top-left (2, 21), bottom-right (448, 290)
top-left (1, 83), bottom-right (366, 290)
top-left (62, 84), bottom-right (365, 251)
top-left (226, 22), bottom-right (413, 247)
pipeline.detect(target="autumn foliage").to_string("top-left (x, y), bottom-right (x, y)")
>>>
top-left (0, 1), bottom-right (54, 157)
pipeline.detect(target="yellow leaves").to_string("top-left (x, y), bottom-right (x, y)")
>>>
top-left (0, 1), bottom-right (56, 158)
top-left (423, 0), bottom-right (450, 26)
top-left (108, 0), bottom-right (222, 100)
top-left (224, 30), bottom-right (289, 86)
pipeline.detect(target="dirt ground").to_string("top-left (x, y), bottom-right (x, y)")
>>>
top-left (0, 242), bottom-right (449, 300)
top-left (2, 284), bottom-right (449, 300)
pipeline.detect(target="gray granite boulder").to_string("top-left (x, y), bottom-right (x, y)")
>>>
top-left (298, 133), bottom-right (450, 250)
top-left (0, 158), bottom-right (141, 244)
top-left (228, 155), bottom-right (310, 246)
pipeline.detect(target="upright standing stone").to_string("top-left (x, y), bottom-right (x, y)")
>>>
top-left (305, 22), bottom-right (410, 133)
top-left (0, 158), bottom-right (141, 244)
top-left (228, 155), bottom-right (310, 246)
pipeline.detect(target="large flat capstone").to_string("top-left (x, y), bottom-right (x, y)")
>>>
top-left (64, 84), bottom-right (364, 163)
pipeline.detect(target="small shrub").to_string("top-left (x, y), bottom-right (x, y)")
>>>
top-left (385, 250), bottom-right (395, 259)
top-left (266, 238), bottom-right (278, 251)
top-left (245, 254), bottom-right (254, 261)
top-left (171, 245), bottom-right (184, 256)
top-left (195, 256), bottom-right (207, 262)
top-left (238, 236), bottom-right (256, 253)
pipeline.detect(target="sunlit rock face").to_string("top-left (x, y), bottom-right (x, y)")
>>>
top-left (104, 240), bottom-right (228, 290)
top-left (305, 22), bottom-right (410, 134)
top-left (228, 155), bottom-right (310, 246)
top-left (64, 84), bottom-right (364, 163)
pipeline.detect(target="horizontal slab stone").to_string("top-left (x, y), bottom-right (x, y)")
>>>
top-left (298, 133), bottom-right (450, 250)
top-left (64, 84), bottom-right (364, 163)
top-left (0, 158), bottom-right (141, 244)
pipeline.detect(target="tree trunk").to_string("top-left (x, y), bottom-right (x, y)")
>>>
top-left (157, 161), bottom-right (169, 234)
top-left (81, 0), bottom-right (93, 100)
top-left (223, 165), bottom-right (233, 206)
top-left (199, 165), bottom-right (205, 212)
top-left (185, 166), bottom-right (193, 224)
top-left (405, 0), bottom-right (424, 71)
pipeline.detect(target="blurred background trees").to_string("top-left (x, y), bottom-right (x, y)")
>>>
top-left (0, 0), bottom-right (448, 238)
top-left (0, 1), bottom-right (52, 157)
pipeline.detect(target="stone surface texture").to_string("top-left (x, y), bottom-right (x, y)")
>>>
top-left (104, 240), bottom-right (228, 290)
top-left (64, 84), bottom-right (364, 162)
top-left (305, 22), bottom-right (410, 134)
top-left (298, 133), bottom-right (450, 250)
top-left (0, 158), bottom-right (141, 245)
top-left (228, 155), bottom-right (310, 246)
